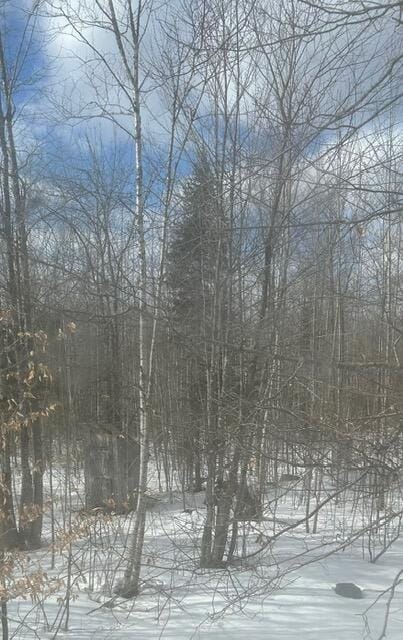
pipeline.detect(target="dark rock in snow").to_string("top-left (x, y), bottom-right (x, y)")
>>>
top-left (335, 583), bottom-right (363, 599)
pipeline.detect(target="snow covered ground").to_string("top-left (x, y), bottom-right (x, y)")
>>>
top-left (5, 474), bottom-right (403, 639)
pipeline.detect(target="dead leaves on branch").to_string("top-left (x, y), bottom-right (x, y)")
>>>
top-left (57, 321), bottom-right (77, 340)
top-left (1, 403), bottom-right (59, 435)
top-left (23, 361), bottom-right (53, 386)
top-left (0, 555), bottom-right (64, 602)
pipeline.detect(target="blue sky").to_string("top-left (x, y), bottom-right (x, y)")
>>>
top-left (3, 0), bottom-right (403, 202)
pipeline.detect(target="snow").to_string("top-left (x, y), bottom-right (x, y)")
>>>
top-left (5, 474), bottom-right (403, 639)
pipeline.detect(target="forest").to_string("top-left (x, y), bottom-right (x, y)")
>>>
top-left (1, 0), bottom-right (403, 638)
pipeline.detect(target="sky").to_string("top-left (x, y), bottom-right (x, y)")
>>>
top-left (2, 0), bottom-right (403, 191)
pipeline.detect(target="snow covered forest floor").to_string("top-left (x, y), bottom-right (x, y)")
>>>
top-left (5, 467), bottom-right (403, 639)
